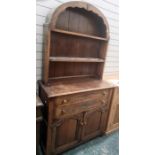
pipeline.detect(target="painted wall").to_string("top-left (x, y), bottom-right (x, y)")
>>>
top-left (36, 0), bottom-right (119, 83)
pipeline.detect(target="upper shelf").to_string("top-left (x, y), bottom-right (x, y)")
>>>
top-left (52, 29), bottom-right (108, 41)
top-left (49, 57), bottom-right (105, 62)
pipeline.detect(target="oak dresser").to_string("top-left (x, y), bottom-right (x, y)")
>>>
top-left (38, 1), bottom-right (118, 155)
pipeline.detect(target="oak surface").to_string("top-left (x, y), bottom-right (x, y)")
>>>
top-left (42, 1), bottom-right (109, 84)
top-left (38, 1), bottom-right (113, 155)
top-left (106, 86), bottom-right (119, 134)
top-left (39, 84), bottom-right (114, 155)
top-left (39, 77), bottom-right (115, 98)
top-left (52, 29), bottom-right (108, 41)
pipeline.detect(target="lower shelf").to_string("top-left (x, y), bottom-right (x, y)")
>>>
top-left (49, 57), bottom-right (105, 62)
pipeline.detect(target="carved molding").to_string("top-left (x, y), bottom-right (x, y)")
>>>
top-left (45, 1), bottom-right (109, 38)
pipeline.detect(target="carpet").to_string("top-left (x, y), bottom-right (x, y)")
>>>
top-left (39, 131), bottom-right (119, 155)
top-left (62, 131), bottom-right (119, 155)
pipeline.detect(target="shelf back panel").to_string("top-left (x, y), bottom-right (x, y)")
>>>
top-left (49, 62), bottom-right (98, 78)
top-left (42, 1), bottom-right (110, 84)
top-left (51, 33), bottom-right (102, 58)
top-left (55, 7), bottom-right (106, 37)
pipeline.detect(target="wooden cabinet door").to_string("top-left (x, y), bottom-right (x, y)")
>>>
top-left (106, 87), bottom-right (119, 134)
top-left (111, 87), bottom-right (119, 128)
top-left (81, 106), bottom-right (108, 141)
top-left (51, 113), bottom-right (83, 154)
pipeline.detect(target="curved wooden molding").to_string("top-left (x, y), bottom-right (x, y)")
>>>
top-left (46, 1), bottom-right (109, 39)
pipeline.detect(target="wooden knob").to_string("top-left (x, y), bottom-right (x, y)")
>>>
top-left (80, 122), bottom-right (84, 126)
top-left (63, 99), bottom-right (68, 103)
top-left (84, 121), bottom-right (87, 125)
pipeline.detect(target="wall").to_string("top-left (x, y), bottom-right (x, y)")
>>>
top-left (36, 0), bottom-right (119, 83)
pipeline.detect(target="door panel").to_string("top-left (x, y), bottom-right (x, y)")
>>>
top-left (52, 114), bottom-right (82, 153)
top-left (81, 106), bottom-right (108, 141)
top-left (56, 119), bottom-right (78, 147)
top-left (84, 111), bottom-right (102, 135)
top-left (113, 104), bottom-right (119, 124)
top-left (106, 87), bottom-right (119, 133)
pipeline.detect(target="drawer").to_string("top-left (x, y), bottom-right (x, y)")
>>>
top-left (54, 89), bottom-right (110, 119)
top-left (55, 89), bottom-right (110, 106)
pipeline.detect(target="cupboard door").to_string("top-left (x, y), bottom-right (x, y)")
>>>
top-left (51, 114), bottom-right (83, 154)
top-left (106, 87), bottom-right (119, 134)
top-left (81, 106), bottom-right (108, 141)
top-left (111, 87), bottom-right (119, 128)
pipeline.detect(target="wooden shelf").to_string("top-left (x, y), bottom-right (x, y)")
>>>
top-left (42, 1), bottom-right (109, 84)
top-left (52, 29), bottom-right (108, 41)
top-left (49, 74), bottom-right (94, 80)
top-left (49, 57), bottom-right (105, 62)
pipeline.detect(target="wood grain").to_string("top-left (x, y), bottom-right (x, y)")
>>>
top-left (52, 29), bottom-right (108, 41)
top-left (39, 78), bottom-right (115, 98)
top-left (42, 1), bottom-right (109, 84)
top-left (106, 86), bottom-right (119, 134)
top-left (39, 2), bottom-right (113, 155)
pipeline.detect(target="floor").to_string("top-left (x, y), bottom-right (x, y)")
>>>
top-left (39, 131), bottom-right (119, 155)
top-left (63, 131), bottom-right (119, 155)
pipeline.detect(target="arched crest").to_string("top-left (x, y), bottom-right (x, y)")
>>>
top-left (46, 1), bottom-right (109, 38)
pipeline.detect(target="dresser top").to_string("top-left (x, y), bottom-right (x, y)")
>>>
top-left (39, 77), bottom-right (116, 98)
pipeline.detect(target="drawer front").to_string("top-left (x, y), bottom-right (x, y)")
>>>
top-left (54, 89), bottom-right (110, 119)
top-left (55, 89), bottom-right (110, 106)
